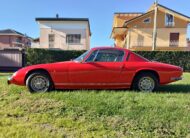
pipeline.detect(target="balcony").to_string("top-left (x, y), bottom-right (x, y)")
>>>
top-left (165, 22), bottom-right (175, 27)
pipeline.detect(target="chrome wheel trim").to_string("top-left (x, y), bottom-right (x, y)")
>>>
top-left (30, 75), bottom-right (50, 92)
top-left (138, 77), bottom-right (155, 92)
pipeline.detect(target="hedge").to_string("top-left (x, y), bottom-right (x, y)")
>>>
top-left (26, 48), bottom-right (86, 65)
top-left (135, 51), bottom-right (190, 71)
top-left (26, 48), bottom-right (190, 71)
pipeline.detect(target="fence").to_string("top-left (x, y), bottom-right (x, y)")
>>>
top-left (0, 48), bottom-right (25, 72)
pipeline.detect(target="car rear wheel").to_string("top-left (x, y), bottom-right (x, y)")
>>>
top-left (132, 73), bottom-right (158, 92)
top-left (26, 72), bottom-right (53, 93)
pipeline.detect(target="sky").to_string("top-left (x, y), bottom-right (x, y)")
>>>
top-left (0, 0), bottom-right (190, 48)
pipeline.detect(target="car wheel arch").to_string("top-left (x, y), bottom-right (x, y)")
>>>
top-left (24, 68), bottom-right (54, 87)
top-left (132, 69), bottom-right (160, 86)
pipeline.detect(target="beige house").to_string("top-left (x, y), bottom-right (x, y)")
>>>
top-left (36, 17), bottom-right (91, 50)
top-left (111, 3), bottom-right (190, 51)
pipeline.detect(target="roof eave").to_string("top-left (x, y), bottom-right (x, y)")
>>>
top-left (0, 34), bottom-right (25, 37)
top-left (110, 27), bottom-right (127, 39)
top-left (123, 10), bottom-right (154, 27)
top-left (114, 12), bottom-right (144, 15)
top-left (36, 18), bottom-right (92, 36)
top-left (157, 4), bottom-right (190, 21)
top-left (35, 18), bottom-right (90, 22)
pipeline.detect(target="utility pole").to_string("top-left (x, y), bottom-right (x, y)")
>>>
top-left (152, 0), bottom-right (158, 51)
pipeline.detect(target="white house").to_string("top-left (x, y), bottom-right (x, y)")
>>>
top-left (35, 16), bottom-right (91, 50)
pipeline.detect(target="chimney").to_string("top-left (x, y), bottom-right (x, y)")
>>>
top-left (56, 14), bottom-right (59, 18)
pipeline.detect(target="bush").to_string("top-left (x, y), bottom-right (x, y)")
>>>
top-left (26, 48), bottom-right (190, 71)
top-left (135, 51), bottom-right (190, 72)
top-left (26, 48), bottom-right (86, 66)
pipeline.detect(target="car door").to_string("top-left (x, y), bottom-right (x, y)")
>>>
top-left (68, 49), bottom-right (126, 85)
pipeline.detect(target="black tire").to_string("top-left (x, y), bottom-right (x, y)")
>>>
top-left (132, 72), bottom-right (158, 92)
top-left (26, 72), bottom-right (53, 93)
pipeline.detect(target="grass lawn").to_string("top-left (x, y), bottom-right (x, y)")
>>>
top-left (0, 73), bottom-right (190, 138)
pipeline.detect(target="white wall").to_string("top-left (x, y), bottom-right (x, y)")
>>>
top-left (38, 21), bottom-right (90, 50)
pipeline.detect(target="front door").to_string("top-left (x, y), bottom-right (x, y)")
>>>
top-left (170, 33), bottom-right (179, 47)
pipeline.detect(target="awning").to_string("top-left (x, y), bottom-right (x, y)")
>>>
top-left (111, 27), bottom-right (127, 38)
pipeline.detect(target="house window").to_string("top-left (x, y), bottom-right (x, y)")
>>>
top-left (16, 37), bottom-right (22, 43)
top-left (170, 33), bottom-right (179, 47)
top-left (143, 18), bottom-right (151, 24)
top-left (165, 13), bottom-right (174, 27)
top-left (66, 34), bottom-right (81, 44)
top-left (26, 41), bottom-right (31, 46)
top-left (49, 34), bottom-right (55, 48)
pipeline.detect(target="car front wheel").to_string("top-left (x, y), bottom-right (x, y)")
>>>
top-left (132, 73), bottom-right (158, 92)
top-left (26, 72), bottom-right (52, 93)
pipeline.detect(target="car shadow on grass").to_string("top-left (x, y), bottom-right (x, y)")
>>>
top-left (54, 84), bottom-right (190, 94)
top-left (156, 84), bottom-right (190, 93)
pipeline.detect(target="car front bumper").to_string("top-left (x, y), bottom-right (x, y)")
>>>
top-left (7, 77), bottom-right (12, 85)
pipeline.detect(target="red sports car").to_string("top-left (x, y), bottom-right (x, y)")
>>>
top-left (8, 47), bottom-right (183, 92)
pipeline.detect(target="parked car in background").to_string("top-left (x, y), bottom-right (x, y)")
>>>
top-left (8, 47), bottom-right (183, 92)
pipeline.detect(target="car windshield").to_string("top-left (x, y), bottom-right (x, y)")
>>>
top-left (74, 50), bottom-right (90, 62)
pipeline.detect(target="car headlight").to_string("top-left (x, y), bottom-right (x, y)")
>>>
top-left (12, 71), bottom-right (18, 78)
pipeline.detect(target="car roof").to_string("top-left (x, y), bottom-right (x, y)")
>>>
top-left (91, 47), bottom-right (131, 52)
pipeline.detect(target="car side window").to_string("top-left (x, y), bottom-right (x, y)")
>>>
top-left (85, 50), bottom-right (99, 62)
top-left (126, 53), bottom-right (130, 61)
top-left (92, 49), bottom-right (124, 62)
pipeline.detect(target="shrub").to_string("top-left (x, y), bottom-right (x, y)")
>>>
top-left (26, 48), bottom-right (86, 66)
top-left (135, 51), bottom-right (190, 72)
top-left (26, 48), bottom-right (190, 71)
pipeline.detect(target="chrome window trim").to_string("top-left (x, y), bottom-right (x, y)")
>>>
top-left (85, 49), bottom-right (125, 63)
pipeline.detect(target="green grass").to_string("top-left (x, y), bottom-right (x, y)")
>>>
top-left (0, 73), bottom-right (190, 138)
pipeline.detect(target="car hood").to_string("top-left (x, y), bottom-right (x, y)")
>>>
top-left (17, 61), bottom-right (74, 73)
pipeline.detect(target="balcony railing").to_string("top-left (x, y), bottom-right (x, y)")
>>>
top-left (165, 22), bottom-right (175, 27)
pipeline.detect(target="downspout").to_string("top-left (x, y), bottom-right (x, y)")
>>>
top-left (152, 1), bottom-right (158, 51)
top-left (127, 29), bottom-right (131, 49)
